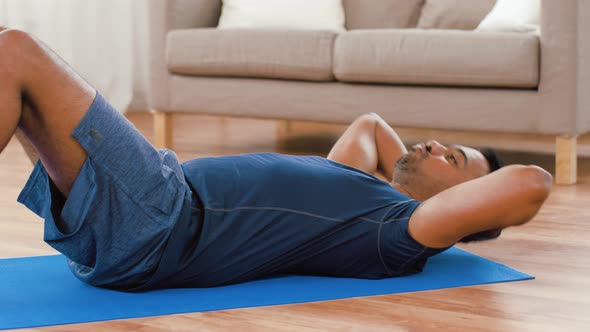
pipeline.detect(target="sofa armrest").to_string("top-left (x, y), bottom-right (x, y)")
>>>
top-left (575, 0), bottom-right (590, 135)
top-left (538, 0), bottom-right (590, 136)
top-left (148, 0), bottom-right (222, 110)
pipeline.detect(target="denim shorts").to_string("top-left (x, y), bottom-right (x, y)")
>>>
top-left (18, 92), bottom-right (192, 289)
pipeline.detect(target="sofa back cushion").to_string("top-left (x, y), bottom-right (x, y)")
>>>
top-left (418, 0), bottom-right (496, 30)
top-left (343, 0), bottom-right (424, 29)
top-left (217, 0), bottom-right (345, 31)
top-left (171, 0), bottom-right (222, 29)
top-left (173, 0), bottom-right (495, 31)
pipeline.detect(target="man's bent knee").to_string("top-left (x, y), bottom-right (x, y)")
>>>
top-left (0, 28), bottom-right (31, 42)
top-left (0, 29), bottom-right (47, 92)
top-left (0, 29), bottom-right (39, 61)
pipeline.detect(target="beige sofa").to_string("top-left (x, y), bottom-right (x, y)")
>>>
top-left (148, 0), bottom-right (590, 184)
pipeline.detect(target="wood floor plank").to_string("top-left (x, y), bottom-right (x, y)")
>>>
top-left (1, 112), bottom-right (589, 331)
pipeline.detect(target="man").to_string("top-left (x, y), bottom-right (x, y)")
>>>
top-left (0, 28), bottom-right (553, 291)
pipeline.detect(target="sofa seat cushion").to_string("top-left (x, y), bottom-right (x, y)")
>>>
top-left (166, 29), bottom-right (336, 81)
top-left (334, 29), bottom-right (539, 88)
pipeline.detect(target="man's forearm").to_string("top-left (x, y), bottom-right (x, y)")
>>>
top-left (327, 113), bottom-right (407, 181)
top-left (372, 113), bottom-right (407, 182)
top-left (327, 114), bottom-right (379, 174)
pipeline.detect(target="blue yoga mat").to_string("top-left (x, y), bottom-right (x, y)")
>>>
top-left (0, 247), bottom-right (532, 330)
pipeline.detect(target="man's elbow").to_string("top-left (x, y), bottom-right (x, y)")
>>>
top-left (510, 165), bottom-right (552, 226)
top-left (506, 164), bottom-right (552, 193)
top-left (524, 165), bottom-right (553, 201)
top-left (355, 113), bottom-right (380, 125)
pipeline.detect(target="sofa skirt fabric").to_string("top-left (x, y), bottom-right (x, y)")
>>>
top-left (164, 76), bottom-right (569, 134)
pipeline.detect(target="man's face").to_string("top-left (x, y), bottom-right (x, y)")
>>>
top-left (393, 140), bottom-right (490, 199)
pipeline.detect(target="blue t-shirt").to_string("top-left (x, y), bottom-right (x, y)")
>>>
top-left (183, 152), bottom-right (417, 220)
top-left (141, 153), bottom-right (428, 289)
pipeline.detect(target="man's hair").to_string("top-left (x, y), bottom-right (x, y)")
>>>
top-left (479, 148), bottom-right (503, 173)
top-left (458, 148), bottom-right (504, 243)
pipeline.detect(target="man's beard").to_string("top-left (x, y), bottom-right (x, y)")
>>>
top-left (393, 150), bottom-right (422, 180)
top-left (392, 152), bottom-right (448, 200)
top-left (395, 154), bottom-right (417, 172)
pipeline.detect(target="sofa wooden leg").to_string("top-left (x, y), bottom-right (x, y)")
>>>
top-left (555, 136), bottom-right (577, 185)
top-left (276, 120), bottom-right (292, 147)
top-left (153, 111), bottom-right (172, 149)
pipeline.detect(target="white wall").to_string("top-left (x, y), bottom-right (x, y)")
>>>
top-left (0, 0), bottom-right (149, 113)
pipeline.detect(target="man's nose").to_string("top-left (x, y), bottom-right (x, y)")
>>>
top-left (426, 140), bottom-right (447, 155)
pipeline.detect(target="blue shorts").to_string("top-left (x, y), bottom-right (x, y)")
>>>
top-left (18, 93), bottom-right (193, 289)
top-left (18, 93), bottom-right (447, 291)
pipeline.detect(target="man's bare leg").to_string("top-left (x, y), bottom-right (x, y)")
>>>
top-left (0, 28), bottom-right (96, 196)
top-left (15, 128), bottom-right (39, 165)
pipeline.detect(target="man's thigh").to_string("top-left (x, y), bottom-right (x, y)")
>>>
top-left (4, 29), bottom-right (96, 195)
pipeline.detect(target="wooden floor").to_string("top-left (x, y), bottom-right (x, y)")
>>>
top-left (1, 113), bottom-right (589, 332)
